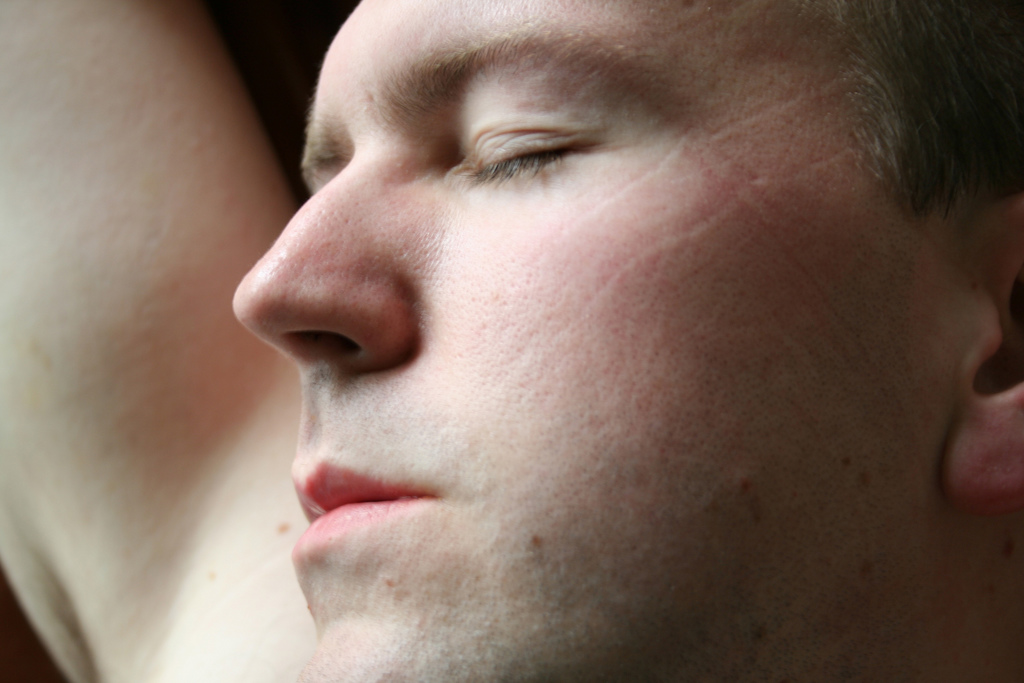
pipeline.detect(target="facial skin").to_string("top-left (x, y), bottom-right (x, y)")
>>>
top-left (235, 0), bottom-right (1023, 680)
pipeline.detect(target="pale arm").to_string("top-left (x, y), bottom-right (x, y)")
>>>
top-left (0, 1), bottom-right (312, 681)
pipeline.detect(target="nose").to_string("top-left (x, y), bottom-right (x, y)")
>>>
top-left (233, 169), bottom-right (423, 375)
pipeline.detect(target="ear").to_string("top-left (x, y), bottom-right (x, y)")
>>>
top-left (944, 193), bottom-right (1024, 516)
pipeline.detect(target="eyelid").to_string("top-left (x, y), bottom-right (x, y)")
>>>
top-left (302, 149), bottom-right (352, 196)
top-left (470, 149), bottom-right (567, 183)
top-left (474, 129), bottom-right (574, 158)
top-left (457, 129), bottom-right (591, 175)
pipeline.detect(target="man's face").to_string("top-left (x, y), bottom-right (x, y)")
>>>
top-left (236, 0), bottom-right (968, 679)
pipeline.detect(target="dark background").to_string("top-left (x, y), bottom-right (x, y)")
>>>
top-left (0, 1), bottom-right (358, 680)
top-left (205, 0), bottom-right (360, 201)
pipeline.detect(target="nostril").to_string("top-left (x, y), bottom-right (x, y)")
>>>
top-left (296, 331), bottom-right (362, 354)
top-left (273, 291), bottom-right (419, 371)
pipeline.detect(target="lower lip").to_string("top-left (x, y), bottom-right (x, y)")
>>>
top-left (294, 498), bottom-right (429, 558)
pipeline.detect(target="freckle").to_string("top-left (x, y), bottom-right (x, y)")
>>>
top-left (1004, 538), bottom-right (1015, 559)
top-left (385, 579), bottom-right (395, 588)
top-left (753, 624), bottom-right (767, 641)
top-left (531, 535), bottom-right (543, 548)
top-left (740, 477), bottom-right (753, 493)
top-left (841, 457), bottom-right (851, 467)
top-left (986, 583), bottom-right (996, 595)
top-left (209, 572), bottom-right (216, 581)
top-left (307, 603), bottom-right (312, 612)
top-left (859, 560), bottom-right (873, 578)
top-left (277, 523), bottom-right (290, 535)
top-left (859, 471), bottom-right (872, 487)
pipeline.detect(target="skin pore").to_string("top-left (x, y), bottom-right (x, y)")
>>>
top-left (0, 0), bottom-right (314, 681)
top-left (236, 0), bottom-right (1024, 681)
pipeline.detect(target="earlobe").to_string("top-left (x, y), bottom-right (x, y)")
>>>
top-left (944, 390), bottom-right (1024, 515)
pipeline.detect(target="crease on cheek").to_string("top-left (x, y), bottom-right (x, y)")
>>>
top-left (568, 137), bottom-right (695, 229)
top-left (455, 136), bottom-right (865, 398)
top-left (699, 152), bottom-right (921, 387)
top-left (554, 229), bottom-right (697, 342)
top-left (540, 155), bottom-right (745, 332)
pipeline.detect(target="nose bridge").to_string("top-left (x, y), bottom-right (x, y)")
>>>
top-left (278, 182), bottom-right (401, 291)
top-left (234, 162), bottom-right (429, 374)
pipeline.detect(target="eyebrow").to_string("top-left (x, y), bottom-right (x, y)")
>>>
top-left (301, 28), bottom-right (658, 192)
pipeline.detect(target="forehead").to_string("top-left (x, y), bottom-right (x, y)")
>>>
top-left (333, 0), bottom-right (806, 58)
top-left (311, 0), bottom-right (824, 132)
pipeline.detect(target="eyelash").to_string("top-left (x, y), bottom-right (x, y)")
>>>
top-left (471, 149), bottom-right (566, 184)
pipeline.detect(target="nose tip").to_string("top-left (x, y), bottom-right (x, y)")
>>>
top-left (233, 233), bottom-right (421, 376)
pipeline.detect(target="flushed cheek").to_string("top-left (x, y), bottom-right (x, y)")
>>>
top-left (448, 164), bottom-right (863, 415)
top-left (431, 174), bottom-right (769, 531)
top-left (440, 160), bottom-right (714, 378)
top-left (401, 154), bottom-right (950, 671)
top-left (440, 145), bottom-right (932, 535)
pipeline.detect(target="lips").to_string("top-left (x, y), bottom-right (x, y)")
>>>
top-left (293, 464), bottom-right (434, 559)
top-left (295, 463), bottom-right (429, 522)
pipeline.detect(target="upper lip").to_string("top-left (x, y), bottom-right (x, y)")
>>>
top-left (294, 463), bottom-right (429, 522)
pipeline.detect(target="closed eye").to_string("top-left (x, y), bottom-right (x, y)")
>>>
top-left (471, 149), bottom-right (567, 184)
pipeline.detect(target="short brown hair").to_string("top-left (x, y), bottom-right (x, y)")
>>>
top-left (805, 0), bottom-right (1024, 214)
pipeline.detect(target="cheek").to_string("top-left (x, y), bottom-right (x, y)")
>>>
top-left (441, 151), bottom-right (916, 436)
top-left (405, 144), bottom-right (958, 664)
top-left (435, 145), bottom-right (936, 526)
